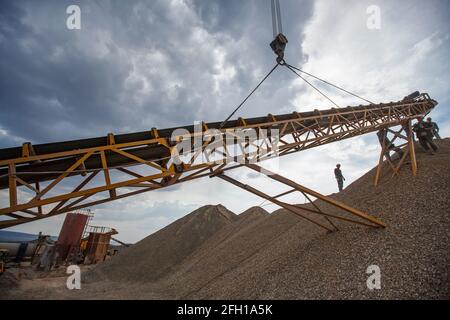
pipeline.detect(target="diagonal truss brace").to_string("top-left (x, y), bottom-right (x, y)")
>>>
top-left (219, 163), bottom-right (387, 231)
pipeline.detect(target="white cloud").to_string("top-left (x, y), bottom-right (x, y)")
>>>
top-left (292, 0), bottom-right (450, 109)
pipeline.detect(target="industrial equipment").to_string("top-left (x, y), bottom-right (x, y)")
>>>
top-left (270, 0), bottom-right (288, 63)
top-left (0, 93), bottom-right (437, 230)
top-left (56, 212), bottom-right (89, 262)
top-left (0, 1), bottom-right (438, 232)
top-left (83, 226), bottom-right (117, 264)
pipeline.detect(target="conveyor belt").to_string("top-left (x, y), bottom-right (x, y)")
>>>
top-left (0, 95), bottom-right (436, 188)
top-left (0, 92), bottom-right (437, 228)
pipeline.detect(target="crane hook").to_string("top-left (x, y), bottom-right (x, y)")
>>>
top-left (269, 0), bottom-right (288, 64)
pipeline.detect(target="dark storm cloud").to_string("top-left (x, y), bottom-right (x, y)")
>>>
top-left (0, 0), bottom-right (313, 148)
top-left (0, 0), bottom-right (134, 142)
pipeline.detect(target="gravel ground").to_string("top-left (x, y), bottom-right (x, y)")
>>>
top-left (2, 139), bottom-right (449, 299)
top-left (185, 139), bottom-right (450, 299)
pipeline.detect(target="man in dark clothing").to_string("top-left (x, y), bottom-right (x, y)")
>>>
top-left (413, 117), bottom-right (438, 154)
top-left (427, 117), bottom-right (441, 139)
top-left (334, 164), bottom-right (345, 192)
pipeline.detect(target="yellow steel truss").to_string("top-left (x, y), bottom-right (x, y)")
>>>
top-left (0, 94), bottom-right (437, 228)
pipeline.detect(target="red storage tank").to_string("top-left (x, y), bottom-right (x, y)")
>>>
top-left (56, 213), bottom-right (88, 261)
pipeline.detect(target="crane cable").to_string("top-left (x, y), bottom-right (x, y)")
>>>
top-left (284, 63), bottom-right (341, 108)
top-left (271, 0), bottom-right (283, 37)
top-left (219, 63), bottom-right (280, 129)
top-left (285, 63), bottom-right (375, 105)
top-left (270, 0), bottom-right (374, 107)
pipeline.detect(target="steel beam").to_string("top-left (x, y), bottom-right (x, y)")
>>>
top-left (0, 93), bottom-right (437, 227)
top-left (244, 163), bottom-right (387, 228)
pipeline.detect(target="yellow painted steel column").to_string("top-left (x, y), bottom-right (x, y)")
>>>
top-left (8, 164), bottom-right (17, 206)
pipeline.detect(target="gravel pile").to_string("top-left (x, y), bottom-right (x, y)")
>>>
top-left (84, 204), bottom-right (237, 283)
top-left (184, 139), bottom-right (449, 299)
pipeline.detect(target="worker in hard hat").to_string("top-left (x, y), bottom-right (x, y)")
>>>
top-left (426, 117), bottom-right (441, 140)
top-left (413, 117), bottom-right (438, 154)
top-left (334, 164), bottom-right (345, 192)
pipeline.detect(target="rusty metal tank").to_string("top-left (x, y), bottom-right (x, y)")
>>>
top-left (84, 232), bottom-right (112, 264)
top-left (56, 212), bottom-right (88, 261)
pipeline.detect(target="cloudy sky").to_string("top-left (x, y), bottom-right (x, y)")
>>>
top-left (1, 0), bottom-right (449, 242)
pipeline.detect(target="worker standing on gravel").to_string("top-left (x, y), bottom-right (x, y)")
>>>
top-left (427, 117), bottom-right (441, 139)
top-left (413, 117), bottom-right (438, 155)
top-left (334, 164), bottom-right (345, 192)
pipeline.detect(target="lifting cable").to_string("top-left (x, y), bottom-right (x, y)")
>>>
top-left (284, 63), bottom-right (341, 108)
top-left (219, 63), bottom-right (279, 129)
top-left (269, 0), bottom-right (373, 107)
top-left (285, 63), bottom-right (375, 105)
top-left (271, 0), bottom-right (283, 38)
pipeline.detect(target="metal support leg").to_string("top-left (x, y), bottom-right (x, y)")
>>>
top-left (374, 120), bottom-right (418, 185)
top-left (245, 163), bottom-right (386, 228)
top-left (220, 163), bottom-right (386, 231)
